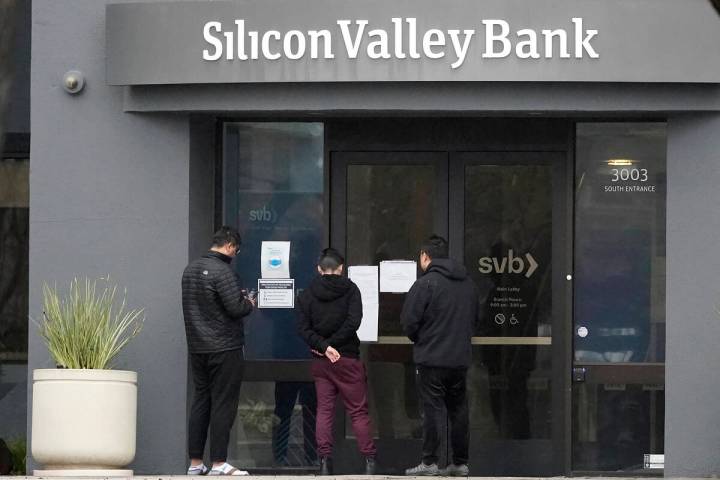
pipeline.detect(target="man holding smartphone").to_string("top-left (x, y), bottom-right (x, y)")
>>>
top-left (182, 226), bottom-right (256, 476)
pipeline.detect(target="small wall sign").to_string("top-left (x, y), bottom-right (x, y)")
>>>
top-left (257, 278), bottom-right (295, 308)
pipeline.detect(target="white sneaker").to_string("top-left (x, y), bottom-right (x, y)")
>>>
top-left (405, 462), bottom-right (439, 476)
top-left (187, 464), bottom-right (209, 475)
top-left (209, 463), bottom-right (250, 476)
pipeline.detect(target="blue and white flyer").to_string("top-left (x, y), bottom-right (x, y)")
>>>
top-left (260, 241), bottom-right (291, 279)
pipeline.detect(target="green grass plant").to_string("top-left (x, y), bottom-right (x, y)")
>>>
top-left (7, 438), bottom-right (26, 475)
top-left (38, 277), bottom-right (144, 369)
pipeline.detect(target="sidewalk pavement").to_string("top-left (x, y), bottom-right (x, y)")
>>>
top-left (3, 477), bottom-right (666, 480)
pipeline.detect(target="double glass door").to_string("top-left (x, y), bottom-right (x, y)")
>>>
top-left (330, 151), bottom-right (570, 475)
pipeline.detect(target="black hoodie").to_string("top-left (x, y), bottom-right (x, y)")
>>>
top-left (296, 274), bottom-right (363, 358)
top-left (400, 258), bottom-right (481, 368)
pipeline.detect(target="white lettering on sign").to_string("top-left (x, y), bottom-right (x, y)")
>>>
top-left (482, 20), bottom-right (511, 58)
top-left (203, 21), bottom-right (223, 61)
top-left (338, 19), bottom-right (367, 58)
top-left (202, 17), bottom-right (599, 68)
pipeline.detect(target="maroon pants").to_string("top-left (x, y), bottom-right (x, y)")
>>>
top-left (311, 357), bottom-right (377, 458)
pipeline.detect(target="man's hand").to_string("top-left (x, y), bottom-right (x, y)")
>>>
top-left (325, 346), bottom-right (341, 363)
top-left (247, 297), bottom-right (256, 308)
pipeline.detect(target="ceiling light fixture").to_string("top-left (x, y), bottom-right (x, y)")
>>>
top-left (607, 159), bottom-right (633, 166)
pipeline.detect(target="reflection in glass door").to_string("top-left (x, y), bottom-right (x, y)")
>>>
top-left (467, 164), bottom-right (554, 446)
top-left (450, 153), bottom-right (568, 475)
top-left (572, 123), bottom-right (666, 473)
top-left (331, 152), bottom-right (448, 474)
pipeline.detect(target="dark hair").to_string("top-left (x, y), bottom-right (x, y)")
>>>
top-left (318, 248), bottom-right (345, 271)
top-left (420, 235), bottom-right (449, 259)
top-left (212, 226), bottom-right (242, 249)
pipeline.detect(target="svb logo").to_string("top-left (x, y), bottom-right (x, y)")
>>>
top-left (478, 249), bottom-right (539, 278)
top-left (248, 205), bottom-right (277, 223)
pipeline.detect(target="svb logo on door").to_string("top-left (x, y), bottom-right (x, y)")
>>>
top-left (478, 249), bottom-right (539, 278)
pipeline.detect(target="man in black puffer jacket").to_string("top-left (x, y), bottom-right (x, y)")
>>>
top-left (401, 235), bottom-right (482, 477)
top-left (297, 248), bottom-right (377, 475)
top-left (182, 226), bottom-right (255, 476)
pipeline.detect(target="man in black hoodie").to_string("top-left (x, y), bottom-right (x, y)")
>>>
top-left (401, 235), bottom-right (480, 477)
top-left (182, 226), bottom-right (255, 476)
top-left (297, 248), bottom-right (377, 475)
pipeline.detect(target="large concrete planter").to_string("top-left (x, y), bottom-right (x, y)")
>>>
top-left (31, 369), bottom-right (137, 476)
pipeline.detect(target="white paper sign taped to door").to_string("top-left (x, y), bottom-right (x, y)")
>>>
top-left (379, 260), bottom-right (417, 293)
top-left (348, 265), bottom-right (379, 342)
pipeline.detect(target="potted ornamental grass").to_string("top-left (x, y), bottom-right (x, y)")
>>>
top-left (31, 277), bottom-right (144, 477)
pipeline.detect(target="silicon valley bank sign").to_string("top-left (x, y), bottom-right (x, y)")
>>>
top-left (106, 0), bottom-right (720, 85)
top-left (202, 18), bottom-right (598, 69)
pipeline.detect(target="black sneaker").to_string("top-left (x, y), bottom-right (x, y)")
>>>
top-left (405, 462), bottom-right (439, 476)
top-left (365, 457), bottom-right (377, 475)
top-left (319, 457), bottom-right (333, 475)
top-left (441, 464), bottom-right (469, 477)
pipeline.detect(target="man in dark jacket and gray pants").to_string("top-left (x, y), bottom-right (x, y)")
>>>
top-left (401, 235), bottom-right (480, 477)
top-left (182, 226), bottom-right (255, 476)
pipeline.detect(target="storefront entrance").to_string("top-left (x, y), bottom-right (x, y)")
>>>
top-left (327, 121), bottom-right (572, 475)
top-left (222, 118), bottom-right (665, 475)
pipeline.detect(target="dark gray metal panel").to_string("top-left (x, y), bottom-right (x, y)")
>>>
top-left (123, 83), bottom-right (720, 113)
top-left (106, 0), bottom-right (720, 85)
top-left (29, 0), bottom-right (190, 474)
top-left (665, 112), bottom-right (720, 476)
top-left (2, 0), bottom-right (31, 134)
top-left (189, 116), bottom-right (216, 259)
top-left (326, 118), bottom-right (568, 150)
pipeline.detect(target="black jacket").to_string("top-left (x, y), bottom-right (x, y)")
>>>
top-left (400, 258), bottom-right (480, 368)
top-left (181, 251), bottom-right (253, 353)
top-left (296, 274), bottom-right (362, 358)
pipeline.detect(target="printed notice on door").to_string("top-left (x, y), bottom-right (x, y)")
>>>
top-left (379, 260), bottom-right (416, 293)
top-left (348, 265), bottom-right (379, 342)
top-left (257, 278), bottom-right (295, 308)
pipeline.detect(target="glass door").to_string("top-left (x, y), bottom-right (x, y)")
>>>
top-left (449, 152), bottom-right (571, 475)
top-left (330, 150), bottom-right (570, 475)
top-left (330, 152), bottom-right (448, 474)
top-left (572, 123), bottom-right (666, 473)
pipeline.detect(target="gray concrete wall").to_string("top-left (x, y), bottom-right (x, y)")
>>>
top-left (666, 112), bottom-right (720, 476)
top-left (29, 0), bottom-right (190, 474)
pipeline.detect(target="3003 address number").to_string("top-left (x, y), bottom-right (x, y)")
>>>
top-left (611, 168), bottom-right (648, 182)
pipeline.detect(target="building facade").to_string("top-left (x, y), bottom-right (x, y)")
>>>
top-left (1, 0), bottom-right (719, 476)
